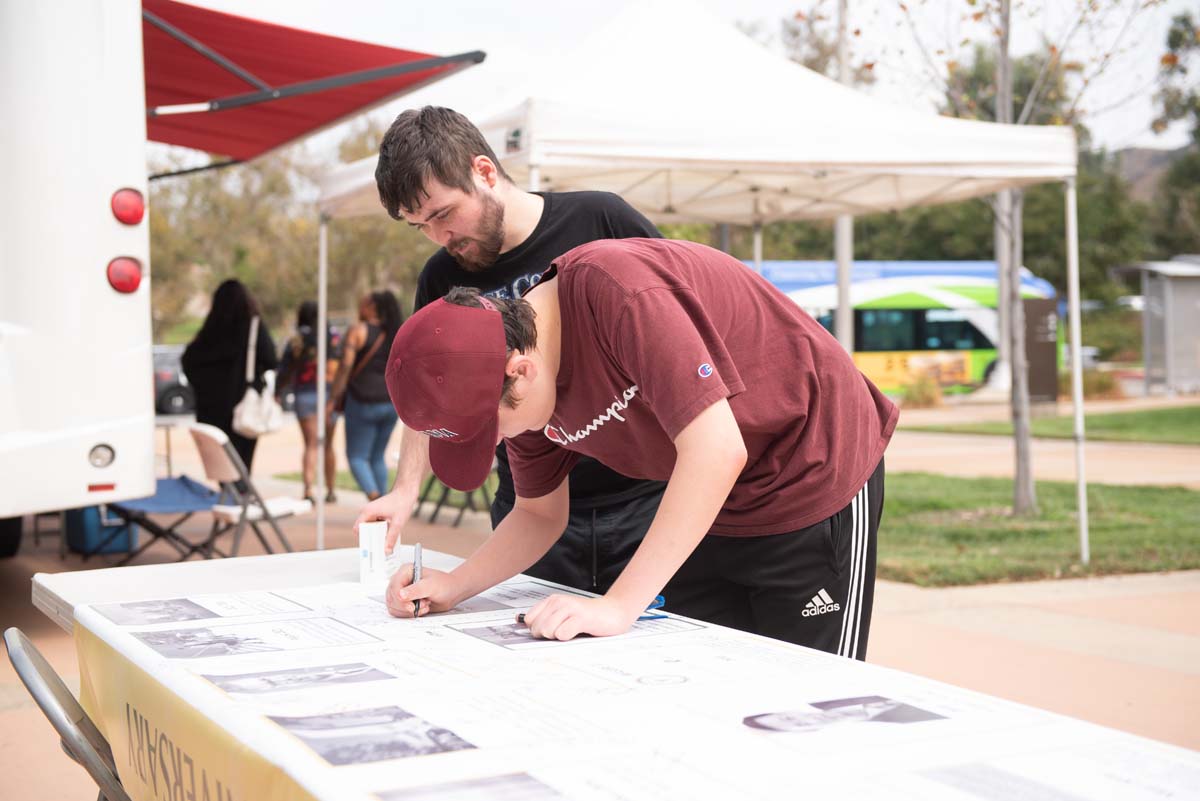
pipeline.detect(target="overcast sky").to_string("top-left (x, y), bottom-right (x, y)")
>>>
top-left (167, 0), bottom-right (1195, 167)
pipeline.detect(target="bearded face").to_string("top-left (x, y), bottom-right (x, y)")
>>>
top-left (446, 189), bottom-right (505, 272)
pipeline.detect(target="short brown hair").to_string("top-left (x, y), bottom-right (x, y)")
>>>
top-left (375, 106), bottom-right (512, 219)
top-left (444, 287), bottom-right (535, 408)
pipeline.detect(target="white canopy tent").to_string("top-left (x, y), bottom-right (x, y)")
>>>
top-left (316, 0), bottom-right (1091, 558)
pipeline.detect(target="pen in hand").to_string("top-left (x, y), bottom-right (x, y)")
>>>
top-left (411, 542), bottom-right (422, 617)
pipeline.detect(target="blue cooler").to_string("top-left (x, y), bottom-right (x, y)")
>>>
top-left (65, 506), bottom-right (136, 555)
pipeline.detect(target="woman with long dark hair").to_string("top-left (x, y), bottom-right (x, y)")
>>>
top-left (330, 290), bottom-right (402, 499)
top-left (277, 300), bottom-right (340, 503)
top-left (182, 279), bottom-right (277, 471)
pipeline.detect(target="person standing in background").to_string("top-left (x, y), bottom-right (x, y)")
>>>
top-left (331, 290), bottom-right (402, 500)
top-left (182, 279), bottom-right (277, 471)
top-left (277, 300), bottom-right (340, 503)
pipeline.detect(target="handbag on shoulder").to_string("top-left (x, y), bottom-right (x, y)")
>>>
top-left (335, 328), bottom-right (386, 413)
top-left (232, 316), bottom-right (284, 439)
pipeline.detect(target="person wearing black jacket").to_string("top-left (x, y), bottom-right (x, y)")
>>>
top-left (356, 106), bottom-right (666, 595)
top-left (182, 279), bottom-right (277, 471)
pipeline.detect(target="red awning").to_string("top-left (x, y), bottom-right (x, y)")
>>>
top-left (143, 0), bottom-right (482, 161)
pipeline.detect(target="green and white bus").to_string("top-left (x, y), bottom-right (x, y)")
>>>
top-left (754, 260), bottom-right (1058, 394)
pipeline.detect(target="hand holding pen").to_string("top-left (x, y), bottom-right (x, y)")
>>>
top-left (411, 542), bottom-right (422, 617)
top-left (384, 542), bottom-right (462, 618)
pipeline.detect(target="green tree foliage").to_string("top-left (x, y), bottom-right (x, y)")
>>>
top-left (1150, 11), bottom-right (1200, 256)
top-left (149, 150), bottom-right (317, 338)
top-left (326, 117), bottom-right (439, 319)
top-left (148, 117), bottom-right (435, 341)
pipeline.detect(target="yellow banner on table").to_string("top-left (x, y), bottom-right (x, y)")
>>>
top-left (76, 623), bottom-right (321, 801)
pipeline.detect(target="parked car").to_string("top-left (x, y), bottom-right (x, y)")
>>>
top-left (153, 344), bottom-right (194, 415)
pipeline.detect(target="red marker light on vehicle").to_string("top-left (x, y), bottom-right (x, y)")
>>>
top-left (107, 257), bottom-right (142, 293)
top-left (111, 188), bottom-right (144, 225)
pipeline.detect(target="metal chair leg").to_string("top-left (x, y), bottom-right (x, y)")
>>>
top-left (248, 522), bottom-right (275, 554)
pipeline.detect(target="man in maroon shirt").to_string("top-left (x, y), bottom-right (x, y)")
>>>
top-left (383, 238), bottom-right (897, 658)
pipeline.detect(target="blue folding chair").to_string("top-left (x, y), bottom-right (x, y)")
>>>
top-left (107, 475), bottom-right (220, 565)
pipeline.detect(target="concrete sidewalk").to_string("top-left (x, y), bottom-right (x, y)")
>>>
top-left (869, 571), bottom-right (1200, 751)
top-left (890, 396), bottom-right (1200, 488)
top-left (896, 393), bottom-right (1198, 427)
top-left (887, 430), bottom-right (1200, 488)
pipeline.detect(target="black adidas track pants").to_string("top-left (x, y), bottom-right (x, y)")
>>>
top-left (662, 457), bottom-right (885, 660)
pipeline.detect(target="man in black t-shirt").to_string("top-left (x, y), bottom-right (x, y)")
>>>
top-left (355, 106), bottom-right (666, 594)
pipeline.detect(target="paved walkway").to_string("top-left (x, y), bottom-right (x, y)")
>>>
top-left (869, 571), bottom-right (1200, 751)
top-left (887, 430), bottom-right (1200, 488)
top-left (891, 395), bottom-right (1200, 488)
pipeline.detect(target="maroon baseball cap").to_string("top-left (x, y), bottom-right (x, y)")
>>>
top-left (384, 297), bottom-right (506, 491)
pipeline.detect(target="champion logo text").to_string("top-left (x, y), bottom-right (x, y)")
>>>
top-left (544, 385), bottom-right (639, 446)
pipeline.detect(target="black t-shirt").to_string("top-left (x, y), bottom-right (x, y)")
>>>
top-left (413, 190), bottom-right (666, 507)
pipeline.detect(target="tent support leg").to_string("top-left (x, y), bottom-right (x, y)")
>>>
top-left (752, 222), bottom-right (763, 274)
top-left (316, 214), bottom-right (329, 551)
top-left (835, 214), bottom-right (854, 352)
top-left (1064, 179), bottom-right (1088, 565)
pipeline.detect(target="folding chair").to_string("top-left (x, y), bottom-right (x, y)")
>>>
top-left (107, 475), bottom-right (221, 565)
top-left (188, 423), bottom-right (310, 556)
top-left (4, 627), bottom-right (132, 801)
top-left (417, 458), bottom-right (496, 527)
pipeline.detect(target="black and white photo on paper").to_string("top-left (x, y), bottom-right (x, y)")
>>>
top-left (269, 705), bottom-right (474, 765)
top-left (743, 695), bottom-right (946, 733)
top-left (202, 662), bottom-right (395, 694)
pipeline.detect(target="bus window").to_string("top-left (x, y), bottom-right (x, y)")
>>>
top-left (921, 309), bottom-right (991, 350)
top-left (856, 309), bottom-right (917, 352)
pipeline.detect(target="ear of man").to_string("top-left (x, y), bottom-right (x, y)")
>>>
top-left (503, 351), bottom-right (539, 409)
top-left (472, 155), bottom-right (500, 190)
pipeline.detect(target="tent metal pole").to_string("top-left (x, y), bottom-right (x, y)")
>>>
top-left (148, 51), bottom-right (487, 116)
top-left (835, 0), bottom-right (854, 353)
top-left (752, 223), bottom-right (763, 274)
top-left (149, 159), bottom-right (242, 181)
top-left (835, 216), bottom-right (854, 352)
top-left (142, 8), bottom-right (271, 91)
top-left (752, 194), bottom-right (763, 274)
top-left (316, 214), bottom-right (330, 551)
top-left (993, 192), bottom-right (1013, 390)
top-left (1064, 179), bottom-right (1088, 564)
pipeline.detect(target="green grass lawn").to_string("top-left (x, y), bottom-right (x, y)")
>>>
top-left (906, 405), bottom-right (1200, 446)
top-left (880, 473), bottom-right (1200, 586)
top-left (274, 470), bottom-right (500, 509)
top-left (277, 469), bottom-right (1199, 587)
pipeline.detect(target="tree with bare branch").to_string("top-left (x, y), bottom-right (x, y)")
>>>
top-left (895, 0), bottom-right (1161, 517)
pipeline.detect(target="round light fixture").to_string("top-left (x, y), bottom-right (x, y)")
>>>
top-left (88, 444), bottom-right (115, 468)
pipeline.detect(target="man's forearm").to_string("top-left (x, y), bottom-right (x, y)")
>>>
top-left (606, 402), bottom-right (747, 615)
top-left (448, 505), bottom-right (565, 604)
top-left (391, 425), bottom-right (430, 495)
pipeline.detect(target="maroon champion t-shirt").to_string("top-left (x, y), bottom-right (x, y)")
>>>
top-left (506, 238), bottom-right (898, 536)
